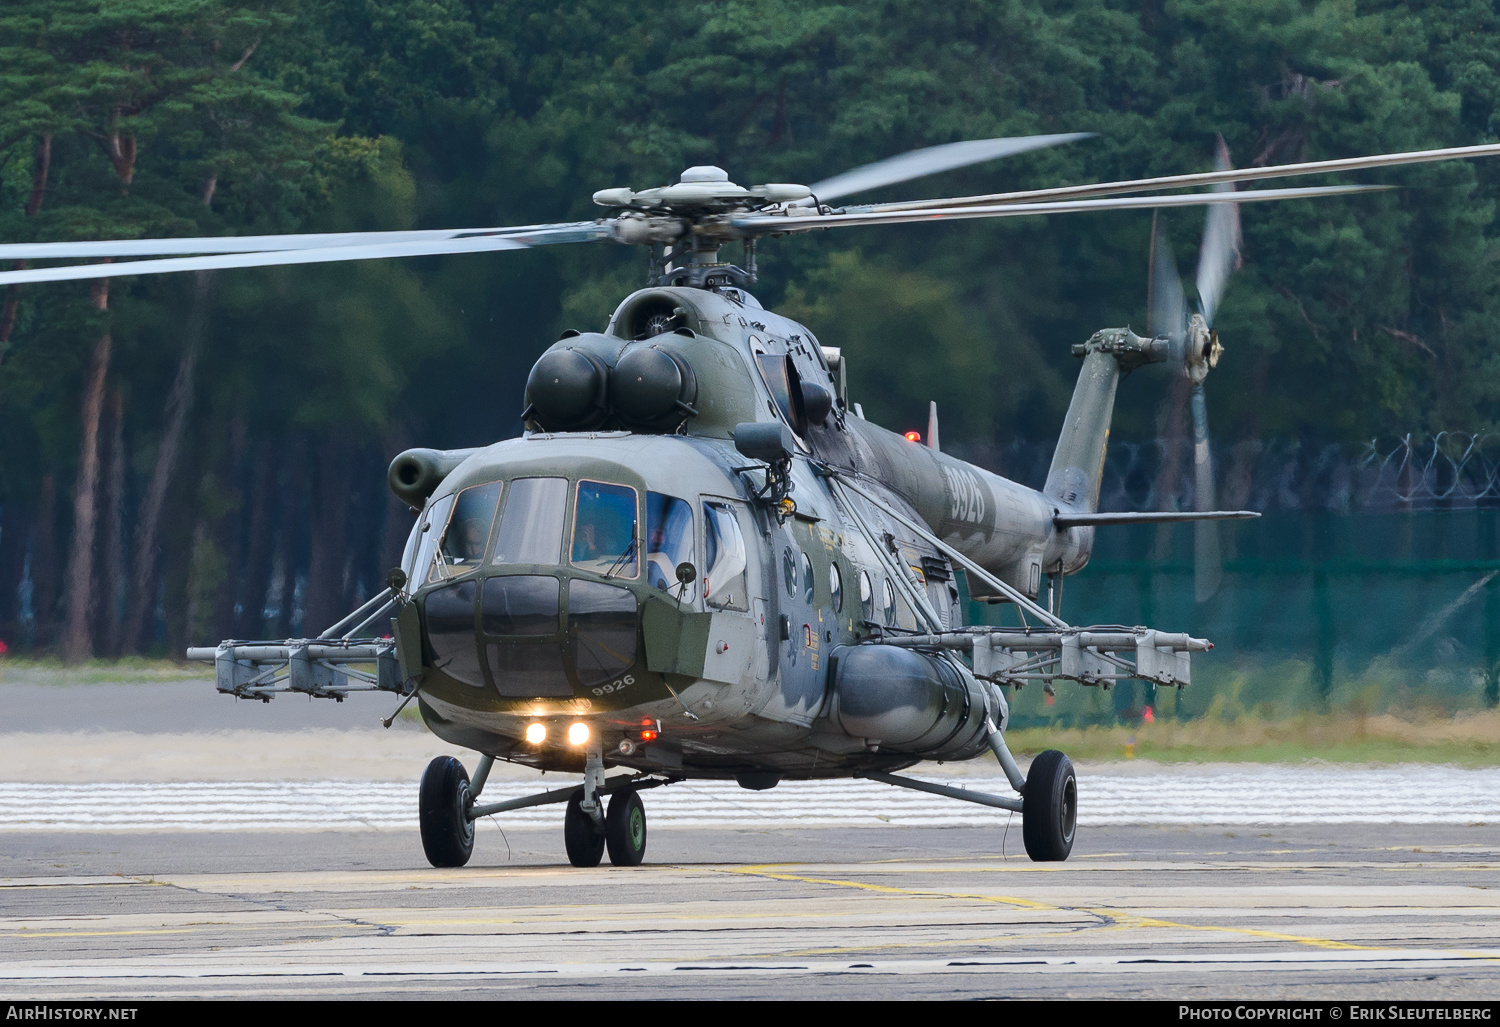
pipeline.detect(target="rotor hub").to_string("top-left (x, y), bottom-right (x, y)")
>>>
top-left (1184, 313), bottom-right (1221, 385)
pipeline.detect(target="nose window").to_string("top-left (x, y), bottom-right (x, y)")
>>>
top-left (571, 480), bottom-right (639, 577)
top-left (428, 481), bottom-right (502, 584)
top-left (424, 579), bottom-right (484, 688)
top-left (646, 492), bottom-right (695, 599)
top-left (481, 575), bottom-right (560, 635)
top-left (569, 579), bottom-right (639, 687)
top-left (492, 477), bottom-right (567, 564)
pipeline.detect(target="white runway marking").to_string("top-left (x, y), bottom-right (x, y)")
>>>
top-left (6, 948), bottom-right (1500, 982)
top-left (0, 765), bottom-right (1495, 831)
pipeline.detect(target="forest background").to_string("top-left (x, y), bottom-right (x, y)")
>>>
top-left (2, 0), bottom-right (1499, 731)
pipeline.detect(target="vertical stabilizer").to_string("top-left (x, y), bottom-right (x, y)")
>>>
top-left (1044, 329), bottom-right (1166, 512)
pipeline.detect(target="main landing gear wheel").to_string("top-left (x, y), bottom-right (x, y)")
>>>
top-left (564, 789), bottom-right (606, 868)
top-left (419, 755), bottom-right (474, 868)
top-left (1022, 749), bottom-right (1077, 862)
top-left (604, 788), bottom-right (648, 866)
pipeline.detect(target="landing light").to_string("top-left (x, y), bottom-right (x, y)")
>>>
top-left (904, 431), bottom-right (921, 443)
top-left (525, 722), bottom-right (546, 745)
top-left (567, 722), bottom-right (591, 747)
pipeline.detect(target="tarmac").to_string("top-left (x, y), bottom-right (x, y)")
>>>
top-left (0, 676), bottom-right (1496, 999)
top-left (2, 824), bottom-right (1499, 999)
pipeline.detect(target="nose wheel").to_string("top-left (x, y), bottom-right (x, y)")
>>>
top-left (564, 790), bottom-right (606, 867)
top-left (564, 787), bottom-right (649, 867)
top-left (604, 788), bottom-right (648, 866)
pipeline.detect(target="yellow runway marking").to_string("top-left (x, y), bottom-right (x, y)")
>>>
top-left (720, 863), bottom-right (1380, 952)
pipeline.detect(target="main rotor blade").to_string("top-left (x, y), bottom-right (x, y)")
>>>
top-left (804, 132), bottom-right (1093, 203)
top-left (0, 235), bottom-right (529, 286)
top-left (854, 141), bottom-right (1500, 213)
top-left (1196, 136), bottom-right (1242, 328)
top-left (0, 221), bottom-right (602, 260)
top-left (735, 184), bottom-right (1385, 236)
top-left (1190, 382), bottom-right (1223, 602)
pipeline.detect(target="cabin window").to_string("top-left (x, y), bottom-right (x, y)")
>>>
top-left (703, 502), bottom-right (748, 611)
top-left (571, 481), bottom-right (639, 577)
top-left (882, 578), bottom-right (897, 626)
top-left (492, 477), bottom-right (567, 565)
top-left (829, 563), bottom-right (843, 613)
top-left (428, 481), bottom-right (502, 583)
top-left (782, 546), bottom-right (797, 598)
top-left (646, 492), bottom-right (695, 600)
top-left (799, 551), bottom-right (814, 604)
top-left (859, 571), bottom-right (873, 622)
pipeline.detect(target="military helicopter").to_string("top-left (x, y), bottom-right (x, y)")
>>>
top-left (6, 133), bottom-right (1499, 868)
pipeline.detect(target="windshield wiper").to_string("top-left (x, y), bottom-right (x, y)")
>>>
top-left (603, 536), bottom-right (638, 578)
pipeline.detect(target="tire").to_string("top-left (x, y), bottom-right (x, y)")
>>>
top-left (419, 755), bottom-right (474, 868)
top-left (604, 789), bottom-right (648, 866)
top-left (564, 790), bottom-right (605, 867)
top-left (1021, 749), bottom-right (1077, 862)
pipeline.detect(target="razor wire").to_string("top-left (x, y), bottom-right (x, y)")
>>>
top-left (970, 433), bottom-right (1500, 513)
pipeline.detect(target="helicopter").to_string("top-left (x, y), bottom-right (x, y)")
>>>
top-left (6, 133), bottom-right (1500, 868)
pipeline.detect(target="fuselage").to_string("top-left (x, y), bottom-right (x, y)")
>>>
top-left (394, 285), bottom-right (1099, 779)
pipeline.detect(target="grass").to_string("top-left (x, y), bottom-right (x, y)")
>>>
top-left (0, 656), bottom-right (208, 685)
top-left (5, 655), bottom-right (1500, 764)
top-left (1005, 708), bottom-right (1500, 765)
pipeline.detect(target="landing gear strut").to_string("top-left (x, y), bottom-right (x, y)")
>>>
top-left (860, 721), bottom-right (1078, 863)
top-left (417, 753), bottom-right (670, 870)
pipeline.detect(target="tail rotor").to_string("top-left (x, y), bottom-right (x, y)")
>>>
top-left (1148, 136), bottom-right (1242, 603)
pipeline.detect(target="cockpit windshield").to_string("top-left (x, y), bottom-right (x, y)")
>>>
top-left (492, 477), bottom-right (567, 565)
top-left (646, 492), bottom-right (695, 599)
top-left (571, 480), bottom-right (639, 577)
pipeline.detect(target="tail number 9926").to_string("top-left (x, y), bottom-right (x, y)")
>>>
top-left (592, 674), bottom-right (635, 697)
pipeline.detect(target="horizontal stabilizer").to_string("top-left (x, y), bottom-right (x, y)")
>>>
top-left (1054, 509), bottom-right (1259, 528)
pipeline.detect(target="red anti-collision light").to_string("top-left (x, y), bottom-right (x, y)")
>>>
top-left (640, 729), bottom-right (658, 742)
top-left (904, 431), bottom-right (921, 443)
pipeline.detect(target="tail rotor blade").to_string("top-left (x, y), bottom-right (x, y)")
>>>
top-left (1191, 383), bottom-right (1223, 602)
top-left (1195, 136), bottom-right (1243, 328)
top-left (1149, 219), bottom-right (1188, 352)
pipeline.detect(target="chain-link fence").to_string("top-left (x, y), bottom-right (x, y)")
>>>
top-left (962, 435), bottom-right (1500, 728)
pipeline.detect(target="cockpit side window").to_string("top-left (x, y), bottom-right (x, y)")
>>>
top-left (428, 481), bottom-right (502, 584)
top-left (411, 493), bottom-right (454, 585)
top-left (703, 501), bottom-right (749, 611)
top-left (492, 477), bottom-right (567, 565)
top-left (571, 480), bottom-right (639, 578)
top-left (646, 492), bottom-right (695, 600)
